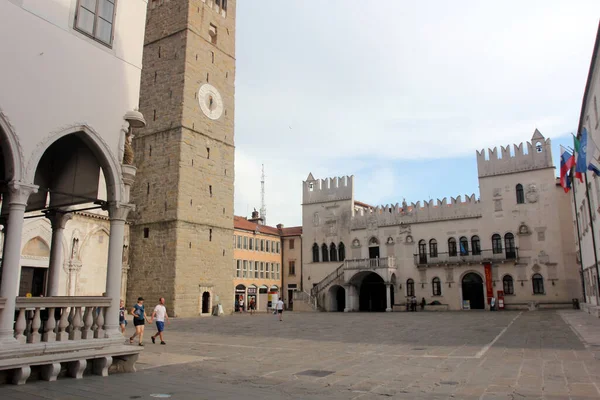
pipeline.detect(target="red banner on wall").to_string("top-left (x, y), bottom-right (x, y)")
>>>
top-left (484, 263), bottom-right (493, 299)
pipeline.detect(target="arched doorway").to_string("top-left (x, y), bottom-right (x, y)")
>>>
top-left (359, 272), bottom-right (386, 312)
top-left (235, 284), bottom-right (246, 312)
top-left (328, 285), bottom-right (345, 312)
top-left (368, 237), bottom-right (380, 259)
top-left (202, 291), bottom-right (210, 314)
top-left (462, 273), bottom-right (484, 309)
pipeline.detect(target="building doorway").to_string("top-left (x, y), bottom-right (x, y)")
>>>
top-left (328, 285), bottom-right (345, 312)
top-left (202, 291), bottom-right (210, 314)
top-left (462, 273), bottom-right (484, 309)
top-left (19, 267), bottom-right (47, 297)
top-left (368, 237), bottom-right (380, 259)
top-left (359, 272), bottom-right (386, 311)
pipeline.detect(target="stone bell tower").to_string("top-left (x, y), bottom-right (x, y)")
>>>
top-left (128, 0), bottom-right (236, 317)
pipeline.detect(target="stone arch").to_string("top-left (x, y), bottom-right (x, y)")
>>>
top-left (459, 270), bottom-right (485, 310)
top-left (0, 107), bottom-right (24, 182)
top-left (21, 219), bottom-right (52, 252)
top-left (21, 236), bottom-right (50, 258)
top-left (25, 124), bottom-right (122, 204)
top-left (327, 284), bottom-right (345, 312)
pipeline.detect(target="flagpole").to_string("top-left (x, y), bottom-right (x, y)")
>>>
top-left (571, 168), bottom-right (587, 301)
top-left (583, 171), bottom-right (600, 305)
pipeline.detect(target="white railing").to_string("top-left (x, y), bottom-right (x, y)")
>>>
top-left (344, 257), bottom-right (396, 270)
top-left (14, 296), bottom-right (111, 344)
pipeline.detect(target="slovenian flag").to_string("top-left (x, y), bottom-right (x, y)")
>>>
top-left (560, 145), bottom-right (575, 193)
top-left (575, 128), bottom-right (600, 177)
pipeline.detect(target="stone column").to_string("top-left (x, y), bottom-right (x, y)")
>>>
top-left (120, 263), bottom-right (129, 304)
top-left (343, 284), bottom-right (351, 312)
top-left (385, 283), bottom-right (392, 312)
top-left (0, 182), bottom-right (37, 344)
top-left (45, 210), bottom-right (72, 297)
top-left (104, 203), bottom-right (133, 338)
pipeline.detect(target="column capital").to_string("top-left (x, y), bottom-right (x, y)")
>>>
top-left (44, 209), bottom-right (73, 229)
top-left (107, 203), bottom-right (135, 222)
top-left (6, 181), bottom-right (38, 206)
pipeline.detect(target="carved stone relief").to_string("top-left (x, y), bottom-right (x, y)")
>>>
top-left (494, 200), bottom-right (502, 212)
top-left (526, 184), bottom-right (539, 203)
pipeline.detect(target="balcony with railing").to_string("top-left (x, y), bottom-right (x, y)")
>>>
top-left (413, 248), bottom-right (518, 266)
top-left (344, 256), bottom-right (396, 270)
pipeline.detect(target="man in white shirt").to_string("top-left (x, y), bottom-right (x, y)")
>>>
top-left (150, 297), bottom-right (169, 345)
top-left (276, 298), bottom-right (284, 321)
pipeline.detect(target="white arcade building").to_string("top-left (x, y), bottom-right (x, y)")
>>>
top-left (0, 0), bottom-right (147, 384)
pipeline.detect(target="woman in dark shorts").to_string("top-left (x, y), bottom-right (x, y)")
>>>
top-left (130, 297), bottom-right (149, 346)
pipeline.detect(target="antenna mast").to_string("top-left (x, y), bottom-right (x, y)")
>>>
top-left (260, 164), bottom-right (266, 225)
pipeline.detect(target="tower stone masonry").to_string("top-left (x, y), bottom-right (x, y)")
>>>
top-left (128, 0), bottom-right (236, 317)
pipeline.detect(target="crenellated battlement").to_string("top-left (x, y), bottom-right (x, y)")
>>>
top-left (351, 193), bottom-right (481, 229)
top-left (476, 129), bottom-right (554, 178)
top-left (302, 173), bottom-right (354, 204)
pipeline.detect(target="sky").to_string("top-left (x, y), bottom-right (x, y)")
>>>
top-left (233, 1), bottom-right (600, 227)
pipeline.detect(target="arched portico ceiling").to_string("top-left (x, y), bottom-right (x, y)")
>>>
top-left (25, 125), bottom-right (121, 211)
top-left (348, 270), bottom-right (385, 285)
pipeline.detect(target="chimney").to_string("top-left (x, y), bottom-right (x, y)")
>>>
top-left (248, 208), bottom-right (263, 225)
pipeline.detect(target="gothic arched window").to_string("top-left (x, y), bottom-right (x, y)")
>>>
top-left (418, 240), bottom-right (427, 264)
top-left (429, 239), bottom-right (438, 258)
top-left (338, 242), bottom-right (346, 261)
top-left (406, 279), bottom-right (415, 297)
top-left (321, 243), bottom-right (329, 262)
top-left (516, 184), bottom-right (525, 204)
top-left (448, 237), bottom-right (457, 257)
top-left (492, 234), bottom-right (502, 254)
top-left (432, 277), bottom-right (442, 296)
top-left (532, 273), bottom-right (544, 294)
top-left (503, 275), bottom-right (514, 295)
top-left (459, 237), bottom-right (468, 256)
top-left (471, 235), bottom-right (481, 255)
top-left (312, 243), bottom-right (319, 262)
top-left (330, 243), bottom-right (338, 262)
top-left (504, 233), bottom-right (516, 259)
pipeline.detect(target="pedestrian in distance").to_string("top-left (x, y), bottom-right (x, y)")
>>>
top-left (130, 297), bottom-right (150, 346)
top-left (119, 299), bottom-right (127, 335)
top-left (239, 296), bottom-right (244, 313)
top-left (276, 298), bottom-right (284, 321)
top-left (420, 297), bottom-right (426, 311)
top-left (249, 298), bottom-right (255, 315)
top-left (150, 297), bottom-right (169, 345)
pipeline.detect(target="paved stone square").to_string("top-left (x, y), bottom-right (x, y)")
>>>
top-left (1, 310), bottom-right (600, 399)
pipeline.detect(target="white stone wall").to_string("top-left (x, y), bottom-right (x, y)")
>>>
top-left (0, 0), bottom-right (147, 187)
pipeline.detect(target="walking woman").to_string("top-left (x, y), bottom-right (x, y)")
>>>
top-left (130, 297), bottom-right (150, 346)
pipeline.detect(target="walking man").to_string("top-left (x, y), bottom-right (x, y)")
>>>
top-left (151, 297), bottom-right (169, 345)
top-left (130, 297), bottom-right (149, 346)
top-left (276, 297), bottom-right (284, 321)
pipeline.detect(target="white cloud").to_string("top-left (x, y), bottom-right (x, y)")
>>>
top-left (234, 1), bottom-right (600, 226)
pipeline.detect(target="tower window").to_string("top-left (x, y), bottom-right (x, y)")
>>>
top-left (207, 147), bottom-right (210, 159)
top-left (74, 0), bottom-right (117, 47)
top-left (211, 51), bottom-right (214, 63)
top-left (209, 185), bottom-right (212, 197)
top-left (209, 229), bottom-right (212, 241)
top-left (143, 228), bottom-right (149, 238)
top-left (516, 184), bottom-right (524, 204)
top-left (535, 141), bottom-right (543, 153)
top-left (209, 23), bottom-right (217, 44)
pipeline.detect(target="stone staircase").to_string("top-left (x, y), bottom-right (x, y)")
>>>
top-left (291, 263), bottom-right (345, 311)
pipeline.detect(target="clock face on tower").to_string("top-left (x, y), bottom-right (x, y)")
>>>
top-left (198, 83), bottom-right (224, 120)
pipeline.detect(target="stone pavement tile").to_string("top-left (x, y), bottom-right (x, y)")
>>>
top-left (568, 383), bottom-right (600, 397)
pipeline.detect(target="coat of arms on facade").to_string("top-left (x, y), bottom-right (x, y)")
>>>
top-left (526, 184), bottom-right (538, 203)
top-left (352, 238), bottom-right (361, 248)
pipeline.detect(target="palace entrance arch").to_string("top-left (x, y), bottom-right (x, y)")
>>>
top-left (462, 272), bottom-right (485, 309)
top-left (358, 272), bottom-right (386, 312)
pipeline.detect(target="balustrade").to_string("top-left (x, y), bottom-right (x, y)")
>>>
top-left (344, 257), bottom-right (396, 270)
top-left (13, 297), bottom-right (111, 345)
top-left (413, 248), bottom-right (519, 266)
